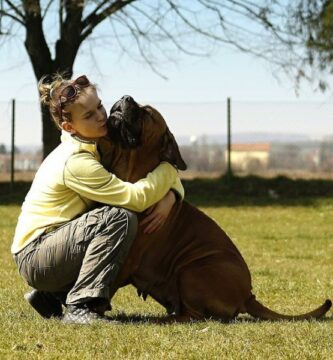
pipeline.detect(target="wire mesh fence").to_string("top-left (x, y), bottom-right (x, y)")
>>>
top-left (1, 99), bottom-right (333, 181)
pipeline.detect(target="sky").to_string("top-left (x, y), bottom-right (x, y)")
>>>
top-left (1, 3), bottom-right (333, 148)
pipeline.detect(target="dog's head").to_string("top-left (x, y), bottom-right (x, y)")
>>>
top-left (107, 95), bottom-right (143, 149)
top-left (101, 95), bottom-right (186, 181)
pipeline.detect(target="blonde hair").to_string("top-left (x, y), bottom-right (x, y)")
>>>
top-left (38, 73), bottom-right (95, 130)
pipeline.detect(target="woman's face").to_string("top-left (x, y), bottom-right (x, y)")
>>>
top-left (62, 87), bottom-right (108, 141)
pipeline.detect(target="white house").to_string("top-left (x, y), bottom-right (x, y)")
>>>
top-left (225, 143), bottom-right (271, 171)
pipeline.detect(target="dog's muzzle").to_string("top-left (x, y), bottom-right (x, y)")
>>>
top-left (107, 95), bottom-right (142, 148)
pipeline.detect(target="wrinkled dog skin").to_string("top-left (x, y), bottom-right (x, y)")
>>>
top-left (98, 95), bottom-right (332, 323)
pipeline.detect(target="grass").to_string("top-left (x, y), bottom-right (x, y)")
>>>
top-left (0, 179), bottom-right (332, 359)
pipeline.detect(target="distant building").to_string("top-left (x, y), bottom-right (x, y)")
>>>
top-left (225, 143), bottom-right (271, 171)
top-left (15, 153), bottom-right (42, 171)
top-left (0, 153), bottom-right (42, 173)
top-left (0, 154), bottom-right (10, 172)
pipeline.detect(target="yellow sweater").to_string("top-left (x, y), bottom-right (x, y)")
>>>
top-left (11, 131), bottom-right (184, 254)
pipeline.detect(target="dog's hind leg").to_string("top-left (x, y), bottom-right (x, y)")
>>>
top-left (176, 261), bottom-right (252, 322)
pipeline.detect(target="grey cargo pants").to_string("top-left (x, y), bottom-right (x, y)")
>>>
top-left (14, 205), bottom-right (138, 305)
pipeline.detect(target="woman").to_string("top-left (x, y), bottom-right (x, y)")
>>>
top-left (11, 74), bottom-right (184, 324)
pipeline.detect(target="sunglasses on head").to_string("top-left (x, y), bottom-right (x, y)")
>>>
top-left (52, 75), bottom-right (90, 123)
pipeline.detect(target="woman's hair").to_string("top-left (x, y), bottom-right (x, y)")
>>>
top-left (38, 73), bottom-right (95, 130)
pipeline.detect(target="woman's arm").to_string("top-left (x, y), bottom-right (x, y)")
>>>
top-left (170, 176), bottom-right (184, 200)
top-left (64, 152), bottom-right (178, 213)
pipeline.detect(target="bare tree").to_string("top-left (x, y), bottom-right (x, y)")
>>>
top-left (0, 1), bottom-right (327, 157)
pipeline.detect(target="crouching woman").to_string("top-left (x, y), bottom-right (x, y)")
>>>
top-left (11, 74), bottom-right (183, 324)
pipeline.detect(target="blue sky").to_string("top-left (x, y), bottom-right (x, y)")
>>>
top-left (1, 4), bottom-right (333, 147)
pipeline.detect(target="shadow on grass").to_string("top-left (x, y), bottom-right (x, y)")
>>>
top-left (2, 175), bottom-right (333, 207)
top-left (106, 312), bottom-right (163, 324)
top-left (106, 312), bottom-right (333, 325)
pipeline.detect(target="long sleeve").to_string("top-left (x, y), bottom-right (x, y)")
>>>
top-left (64, 152), bottom-right (178, 212)
top-left (170, 176), bottom-right (185, 200)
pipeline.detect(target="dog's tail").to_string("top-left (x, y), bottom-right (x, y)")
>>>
top-left (245, 294), bottom-right (332, 321)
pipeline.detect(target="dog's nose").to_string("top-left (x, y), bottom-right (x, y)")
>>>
top-left (121, 95), bottom-right (134, 103)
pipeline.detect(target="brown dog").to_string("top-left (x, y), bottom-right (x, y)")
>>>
top-left (99, 95), bottom-right (332, 322)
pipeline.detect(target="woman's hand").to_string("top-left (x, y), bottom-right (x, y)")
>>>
top-left (140, 191), bottom-right (177, 234)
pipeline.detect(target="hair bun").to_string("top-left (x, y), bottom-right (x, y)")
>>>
top-left (38, 75), bottom-right (53, 106)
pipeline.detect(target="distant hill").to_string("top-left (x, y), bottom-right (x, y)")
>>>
top-left (1, 132), bottom-right (329, 152)
top-left (177, 132), bottom-right (315, 146)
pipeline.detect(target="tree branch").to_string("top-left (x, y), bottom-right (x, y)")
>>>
top-left (166, 0), bottom-right (224, 41)
top-left (4, 0), bottom-right (25, 20)
top-left (83, 0), bottom-right (110, 24)
top-left (81, 0), bottom-right (136, 40)
top-left (58, 0), bottom-right (63, 38)
top-left (55, 1), bottom-right (85, 72)
top-left (42, 0), bottom-right (54, 20)
top-left (131, 3), bottom-right (206, 57)
top-left (0, 9), bottom-right (25, 25)
top-left (114, 10), bottom-right (168, 79)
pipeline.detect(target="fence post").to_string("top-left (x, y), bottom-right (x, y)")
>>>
top-left (10, 98), bottom-right (15, 190)
top-left (226, 97), bottom-right (232, 179)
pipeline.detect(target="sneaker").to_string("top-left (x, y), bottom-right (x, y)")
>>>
top-left (24, 289), bottom-right (63, 318)
top-left (62, 304), bottom-right (112, 324)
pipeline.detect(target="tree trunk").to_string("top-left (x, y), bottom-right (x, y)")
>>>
top-left (36, 62), bottom-right (76, 158)
top-left (22, 0), bottom-right (81, 158)
top-left (41, 105), bottom-right (62, 159)
top-left (39, 65), bottom-right (73, 158)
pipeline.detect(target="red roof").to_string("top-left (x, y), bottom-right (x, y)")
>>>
top-left (230, 143), bottom-right (270, 152)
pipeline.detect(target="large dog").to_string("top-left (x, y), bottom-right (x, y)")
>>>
top-left (99, 95), bottom-right (332, 322)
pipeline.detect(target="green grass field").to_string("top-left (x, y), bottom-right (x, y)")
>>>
top-left (0, 180), bottom-right (332, 359)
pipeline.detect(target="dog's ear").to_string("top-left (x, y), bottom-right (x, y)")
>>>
top-left (160, 127), bottom-right (187, 171)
